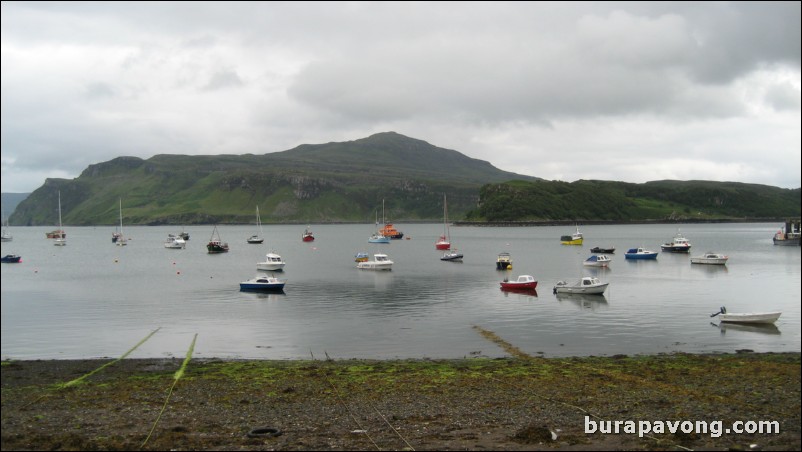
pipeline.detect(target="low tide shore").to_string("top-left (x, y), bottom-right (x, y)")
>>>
top-left (2, 352), bottom-right (800, 451)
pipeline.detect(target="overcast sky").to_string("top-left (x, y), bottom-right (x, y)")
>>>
top-left (2, 1), bottom-right (800, 193)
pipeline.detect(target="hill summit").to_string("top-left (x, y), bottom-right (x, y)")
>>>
top-left (12, 132), bottom-right (536, 225)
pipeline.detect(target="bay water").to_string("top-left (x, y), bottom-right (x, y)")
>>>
top-left (1, 222), bottom-right (799, 360)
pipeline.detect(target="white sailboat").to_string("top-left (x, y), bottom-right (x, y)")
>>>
top-left (247, 206), bottom-right (264, 244)
top-left (368, 200), bottom-right (390, 243)
top-left (1, 212), bottom-right (11, 242)
top-left (54, 191), bottom-right (66, 246)
top-left (116, 198), bottom-right (127, 246)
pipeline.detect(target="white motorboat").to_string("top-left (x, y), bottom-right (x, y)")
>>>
top-left (440, 250), bottom-right (463, 262)
top-left (357, 253), bottom-right (393, 271)
top-left (690, 252), bottom-right (728, 265)
top-left (711, 306), bottom-right (781, 324)
top-left (164, 234), bottom-right (186, 249)
top-left (583, 254), bottom-right (611, 267)
top-left (553, 276), bottom-right (608, 295)
top-left (257, 252), bottom-right (286, 272)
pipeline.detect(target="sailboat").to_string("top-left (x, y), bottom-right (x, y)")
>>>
top-left (54, 191), bottom-right (66, 246)
top-left (116, 198), bottom-right (127, 246)
top-left (435, 194), bottom-right (451, 250)
top-left (1, 212), bottom-right (11, 242)
top-left (247, 206), bottom-right (264, 244)
top-left (368, 200), bottom-right (391, 244)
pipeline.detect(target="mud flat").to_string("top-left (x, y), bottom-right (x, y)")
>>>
top-left (2, 352), bottom-right (800, 451)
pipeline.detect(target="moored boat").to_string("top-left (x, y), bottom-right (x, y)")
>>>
top-left (624, 247), bottom-right (658, 260)
top-left (660, 230), bottom-right (691, 253)
top-left (500, 275), bottom-right (538, 290)
top-left (240, 275), bottom-right (286, 292)
top-left (440, 250), bottom-right (463, 262)
top-left (553, 277), bottom-right (608, 295)
top-left (1, 213), bottom-right (11, 242)
top-left (560, 225), bottom-right (583, 245)
top-left (496, 252), bottom-right (513, 270)
top-left (710, 306), bottom-right (781, 324)
top-left (247, 206), bottom-right (265, 244)
top-left (164, 234), bottom-right (186, 249)
top-left (1, 254), bottom-right (22, 263)
top-left (207, 225), bottom-right (229, 253)
top-left (257, 252), bottom-right (286, 272)
top-left (583, 254), bottom-right (611, 267)
top-left (380, 223), bottom-right (404, 239)
top-left (369, 232), bottom-right (391, 243)
top-left (46, 230), bottom-right (66, 239)
top-left (302, 226), bottom-right (315, 242)
top-left (435, 194), bottom-right (452, 250)
top-left (357, 253), bottom-right (393, 271)
top-left (772, 219), bottom-right (800, 246)
top-left (590, 246), bottom-right (615, 254)
top-left (690, 252), bottom-right (728, 265)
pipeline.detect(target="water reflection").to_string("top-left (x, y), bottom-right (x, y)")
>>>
top-left (691, 265), bottom-right (729, 276)
top-left (711, 322), bottom-right (781, 336)
top-left (499, 288), bottom-right (539, 298)
top-left (555, 293), bottom-right (608, 310)
top-left (242, 291), bottom-right (286, 301)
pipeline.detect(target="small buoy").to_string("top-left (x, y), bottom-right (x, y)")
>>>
top-left (177, 271), bottom-right (181, 275)
top-left (114, 259), bottom-right (118, 263)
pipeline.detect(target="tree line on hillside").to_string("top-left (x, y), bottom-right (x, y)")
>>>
top-left (464, 180), bottom-right (801, 222)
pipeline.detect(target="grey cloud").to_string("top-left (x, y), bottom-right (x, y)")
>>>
top-left (203, 69), bottom-right (245, 91)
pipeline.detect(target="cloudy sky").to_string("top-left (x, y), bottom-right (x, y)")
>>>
top-left (1, 1), bottom-right (800, 193)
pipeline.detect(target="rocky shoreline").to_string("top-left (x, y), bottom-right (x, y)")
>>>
top-left (2, 352), bottom-right (800, 451)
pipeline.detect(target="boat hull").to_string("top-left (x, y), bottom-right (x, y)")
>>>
top-left (357, 262), bottom-right (393, 271)
top-left (590, 247), bottom-right (615, 254)
top-left (625, 254), bottom-right (657, 260)
top-left (553, 285), bottom-right (608, 295)
top-left (660, 245), bottom-right (691, 253)
top-left (240, 283), bottom-right (285, 291)
top-left (500, 282), bottom-right (538, 290)
top-left (773, 237), bottom-right (800, 246)
top-left (46, 230), bottom-right (66, 239)
top-left (553, 277), bottom-right (608, 295)
top-left (719, 312), bottom-right (781, 324)
top-left (560, 237), bottom-right (583, 245)
top-left (690, 257), bottom-right (727, 265)
top-left (1, 254), bottom-right (22, 263)
top-left (441, 252), bottom-right (463, 262)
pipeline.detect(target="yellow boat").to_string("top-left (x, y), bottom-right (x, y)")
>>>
top-left (560, 226), bottom-right (583, 245)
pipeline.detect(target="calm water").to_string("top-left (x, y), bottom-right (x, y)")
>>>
top-left (1, 223), bottom-right (800, 360)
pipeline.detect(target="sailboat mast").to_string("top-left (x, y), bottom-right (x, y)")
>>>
top-left (443, 194), bottom-right (449, 239)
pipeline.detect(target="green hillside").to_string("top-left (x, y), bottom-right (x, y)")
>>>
top-left (11, 132), bottom-right (537, 226)
top-left (10, 133), bottom-right (800, 226)
top-left (465, 179), bottom-right (801, 221)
